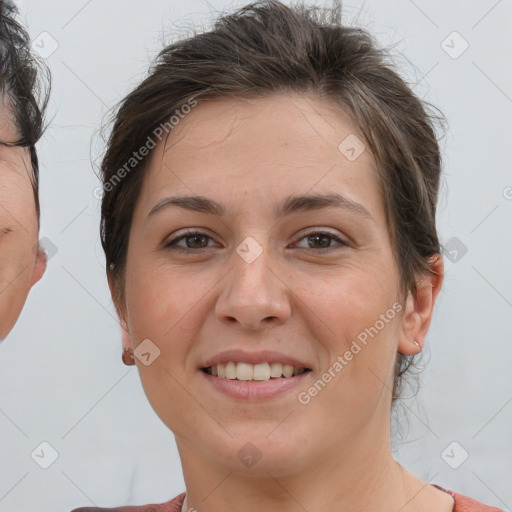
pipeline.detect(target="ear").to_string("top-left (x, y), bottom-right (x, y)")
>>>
top-left (30, 247), bottom-right (47, 287)
top-left (107, 271), bottom-right (130, 344)
top-left (397, 254), bottom-right (444, 355)
top-left (121, 324), bottom-right (132, 350)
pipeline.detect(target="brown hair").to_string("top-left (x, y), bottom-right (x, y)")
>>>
top-left (100, 0), bottom-right (444, 404)
top-left (0, 1), bottom-right (51, 221)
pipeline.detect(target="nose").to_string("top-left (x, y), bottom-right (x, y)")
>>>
top-left (214, 240), bottom-right (291, 331)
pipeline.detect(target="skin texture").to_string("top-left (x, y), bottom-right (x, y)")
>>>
top-left (0, 105), bottom-right (46, 341)
top-left (112, 93), bottom-right (451, 512)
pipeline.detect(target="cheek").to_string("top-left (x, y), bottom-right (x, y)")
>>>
top-left (0, 186), bottom-right (39, 338)
top-left (297, 260), bottom-right (397, 341)
top-left (0, 236), bottom-right (36, 339)
top-left (0, 192), bottom-right (39, 292)
top-left (124, 256), bottom-right (211, 379)
top-left (126, 258), bottom-right (201, 332)
top-left (0, 180), bottom-right (39, 271)
top-left (300, 264), bottom-right (400, 396)
top-left (123, 261), bottom-right (192, 428)
top-left (124, 261), bottom-right (211, 436)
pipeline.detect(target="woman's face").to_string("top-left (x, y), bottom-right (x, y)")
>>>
top-left (118, 93), bottom-right (439, 474)
top-left (0, 109), bottom-right (46, 340)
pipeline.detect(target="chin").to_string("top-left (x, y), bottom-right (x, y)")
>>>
top-left (203, 425), bottom-right (308, 475)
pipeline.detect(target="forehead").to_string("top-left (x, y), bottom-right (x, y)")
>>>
top-left (160, 92), bottom-right (362, 156)
top-left (139, 92), bottom-right (384, 222)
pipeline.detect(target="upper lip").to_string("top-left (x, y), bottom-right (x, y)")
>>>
top-left (200, 349), bottom-right (312, 370)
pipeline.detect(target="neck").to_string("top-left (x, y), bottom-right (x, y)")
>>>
top-left (176, 425), bottom-right (424, 512)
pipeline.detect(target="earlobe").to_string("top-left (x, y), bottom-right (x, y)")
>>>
top-left (397, 254), bottom-right (444, 355)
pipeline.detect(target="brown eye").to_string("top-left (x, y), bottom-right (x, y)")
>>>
top-left (165, 230), bottom-right (216, 251)
top-left (294, 231), bottom-right (348, 251)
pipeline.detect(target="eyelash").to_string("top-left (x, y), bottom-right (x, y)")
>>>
top-left (164, 229), bottom-right (349, 253)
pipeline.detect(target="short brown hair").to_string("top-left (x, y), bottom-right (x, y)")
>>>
top-left (100, 0), bottom-right (444, 404)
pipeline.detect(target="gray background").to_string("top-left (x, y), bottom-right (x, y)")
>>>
top-left (0, 0), bottom-right (511, 510)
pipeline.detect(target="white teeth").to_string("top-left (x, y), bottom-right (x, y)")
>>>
top-left (270, 362), bottom-right (283, 378)
top-left (236, 362), bottom-right (253, 381)
top-left (253, 363), bottom-right (271, 381)
top-left (225, 362), bottom-right (237, 379)
top-left (205, 361), bottom-right (307, 381)
top-left (282, 364), bottom-right (294, 378)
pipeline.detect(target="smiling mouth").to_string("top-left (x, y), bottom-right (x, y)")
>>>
top-left (201, 362), bottom-right (312, 381)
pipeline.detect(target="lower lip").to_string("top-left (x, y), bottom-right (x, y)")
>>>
top-left (199, 369), bottom-right (311, 400)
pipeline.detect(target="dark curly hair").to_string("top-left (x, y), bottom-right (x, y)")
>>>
top-left (0, 0), bottom-right (51, 221)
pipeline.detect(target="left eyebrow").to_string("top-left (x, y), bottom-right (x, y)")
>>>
top-left (148, 192), bottom-right (372, 221)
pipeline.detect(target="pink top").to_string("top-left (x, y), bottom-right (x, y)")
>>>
top-left (71, 485), bottom-right (506, 511)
